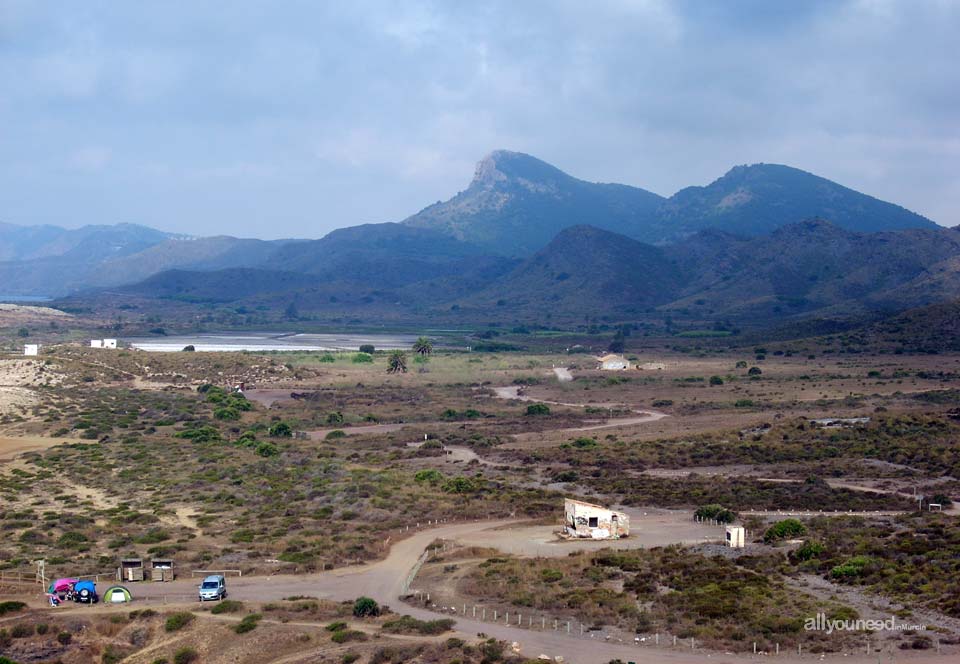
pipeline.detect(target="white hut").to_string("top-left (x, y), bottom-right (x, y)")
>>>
top-left (597, 354), bottom-right (630, 371)
top-left (725, 525), bottom-right (745, 548)
top-left (23, 344), bottom-right (39, 356)
top-left (563, 498), bottom-right (629, 539)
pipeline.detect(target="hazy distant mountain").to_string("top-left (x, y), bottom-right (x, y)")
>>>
top-left (402, 150), bottom-right (666, 255)
top-left (0, 224), bottom-right (290, 297)
top-left (402, 152), bottom-right (937, 252)
top-left (659, 163), bottom-right (936, 238)
top-left (0, 222), bottom-right (170, 262)
top-left (264, 222), bottom-right (511, 287)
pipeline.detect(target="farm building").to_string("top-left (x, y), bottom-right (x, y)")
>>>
top-left (23, 344), bottom-right (39, 356)
top-left (597, 354), bottom-right (630, 371)
top-left (563, 498), bottom-right (629, 539)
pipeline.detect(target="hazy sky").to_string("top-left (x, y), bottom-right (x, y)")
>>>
top-left (1, 0), bottom-right (957, 238)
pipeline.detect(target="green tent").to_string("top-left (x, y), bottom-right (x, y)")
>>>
top-left (103, 585), bottom-right (132, 603)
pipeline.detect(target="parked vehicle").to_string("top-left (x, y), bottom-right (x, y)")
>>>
top-left (198, 574), bottom-right (226, 601)
top-left (73, 580), bottom-right (99, 604)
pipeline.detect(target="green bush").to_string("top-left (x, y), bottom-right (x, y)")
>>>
top-left (173, 647), bottom-right (198, 664)
top-left (831, 556), bottom-right (873, 579)
top-left (352, 596), bottom-right (380, 617)
top-left (57, 631), bottom-right (72, 644)
top-left (0, 601), bottom-right (26, 616)
top-left (164, 612), bottom-right (195, 632)
top-left (319, 353), bottom-right (336, 363)
top-left (381, 615), bottom-right (455, 635)
top-left (792, 540), bottom-right (826, 561)
top-left (233, 613), bottom-right (262, 634)
top-left (525, 403), bottom-right (550, 416)
top-left (541, 569), bottom-right (563, 583)
top-left (325, 621), bottom-right (348, 632)
top-left (763, 518), bottom-right (806, 542)
top-left (268, 422), bottom-right (293, 438)
top-left (325, 430), bottom-right (346, 440)
top-left (331, 629), bottom-right (368, 644)
top-left (210, 600), bottom-right (243, 614)
top-left (694, 504), bottom-right (737, 523)
top-left (571, 437), bottom-right (596, 449)
top-left (414, 469), bottom-right (444, 484)
top-left (352, 353), bottom-right (373, 364)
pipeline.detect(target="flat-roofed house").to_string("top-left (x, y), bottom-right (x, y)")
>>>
top-left (563, 498), bottom-right (629, 539)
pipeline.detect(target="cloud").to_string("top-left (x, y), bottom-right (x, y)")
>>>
top-left (0, 0), bottom-right (956, 237)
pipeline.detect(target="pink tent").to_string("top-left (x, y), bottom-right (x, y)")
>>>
top-left (49, 578), bottom-right (78, 593)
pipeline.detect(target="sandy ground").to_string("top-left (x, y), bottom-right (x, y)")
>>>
top-left (0, 435), bottom-right (78, 462)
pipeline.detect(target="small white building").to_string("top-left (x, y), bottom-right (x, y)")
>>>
top-left (90, 339), bottom-right (103, 348)
top-left (597, 354), bottom-right (630, 371)
top-left (563, 498), bottom-right (629, 539)
top-left (725, 525), bottom-right (745, 548)
top-left (103, 338), bottom-right (117, 349)
top-left (23, 344), bottom-right (39, 356)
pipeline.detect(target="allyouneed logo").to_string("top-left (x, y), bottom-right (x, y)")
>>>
top-left (804, 614), bottom-right (926, 634)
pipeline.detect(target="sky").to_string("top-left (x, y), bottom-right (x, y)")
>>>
top-left (1, 0), bottom-right (957, 239)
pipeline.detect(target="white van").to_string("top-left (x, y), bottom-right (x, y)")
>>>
top-left (198, 574), bottom-right (226, 601)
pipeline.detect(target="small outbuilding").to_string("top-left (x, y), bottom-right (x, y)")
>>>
top-left (90, 339), bottom-right (103, 348)
top-left (150, 558), bottom-right (175, 582)
top-left (725, 525), bottom-right (746, 548)
top-left (119, 558), bottom-right (145, 582)
top-left (103, 339), bottom-right (117, 349)
top-left (24, 344), bottom-right (39, 356)
top-left (597, 354), bottom-right (630, 371)
top-left (563, 498), bottom-right (629, 539)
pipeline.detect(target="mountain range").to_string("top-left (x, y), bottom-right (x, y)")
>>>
top-left (4, 150), bottom-right (956, 333)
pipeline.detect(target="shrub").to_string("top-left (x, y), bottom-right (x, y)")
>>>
top-left (164, 612), bottom-right (195, 632)
top-left (792, 541), bottom-right (826, 561)
top-left (734, 399), bottom-right (754, 408)
top-left (571, 437), bottom-right (597, 449)
top-left (319, 353), bottom-right (336, 363)
top-left (10, 623), bottom-right (33, 638)
top-left (268, 422), bottom-right (293, 438)
top-left (381, 615), bottom-right (455, 635)
top-left (57, 631), bottom-right (73, 644)
top-left (525, 403), bottom-right (550, 416)
top-left (326, 411), bottom-right (344, 425)
top-left (709, 375), bottom-right (724, 386)
top-left (182, 345), bottom-right (195, 352)
top-left (763, 518), bottom-right (806, 542)
top-left (694, 504), bottom-right (737, 523)
top-left (332, 629), bottom-right (368, 644)
top-left (414, 469), bottom-right (443, 484)
top-left (326, 621), bottom-right (348, 632)
top-left (210, 600), bottom-right (243, 614)
top-left (255, 441), bottom-right (279, 457)
top-left (352, 353), bottom-right (373, 364)
top-left (233, 613), bottom-right (262, 634)
top-left (831, 556), bottom-right (873, 579)
top-left (326, 430), bottom-right (346, 440)
top-left (173, 647), bottom-right (198, 664)
top-left (0, 601), bottom-right (26, 616)
top-left (359, 344), bottom-right (375, 354)
top-left (747, 367), bottom-right (762, 376)
top-left (352, 596), bottom-right (380, 617)
top-left (541, 569), bottom-right (563, 583)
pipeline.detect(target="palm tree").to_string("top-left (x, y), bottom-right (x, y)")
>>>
top-left (387, 350), bottom-right (408, 374)
top-left (412, 336), bottom-right (433, 356)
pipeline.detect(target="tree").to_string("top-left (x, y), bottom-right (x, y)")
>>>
top-left (526, 403), bottom-right (550, 416)
top-left (608, 330), bottom-right (625, 353)
top-left (284, 301), bottom-right (299, 320)
top-left (387, 350), bottom-right (407, 374)
top-left (16, 327), bottom-right (29, 337)
top-left (709, 375), bottom-right (724, 386)
top-left (182, 345), bottom-right (196, 352)
top-left (359, 344), bottom-right (375, 354)
top-left (412, 336), bottom-right (433, 356)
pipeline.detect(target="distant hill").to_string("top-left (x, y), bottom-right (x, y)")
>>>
top-left (465, 225), bottom-right (682, 316)
top-left (263, 222), bottom-right (513, 288)
top-left (0, 225), bottom-right (291, 297)
top-left (402, 152), bottom-right (937, 252)
top-left (858, 299), bottom-right (960, 352)
top-left (658, 163), bottom-right (936, 238)
top-left (0, 222), bottom-right (170, 262)
top-left (402, 150), bottom-right (666, 255)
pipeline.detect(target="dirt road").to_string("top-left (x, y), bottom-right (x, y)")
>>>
top-left (35, 517), bottom-right (956, 664)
